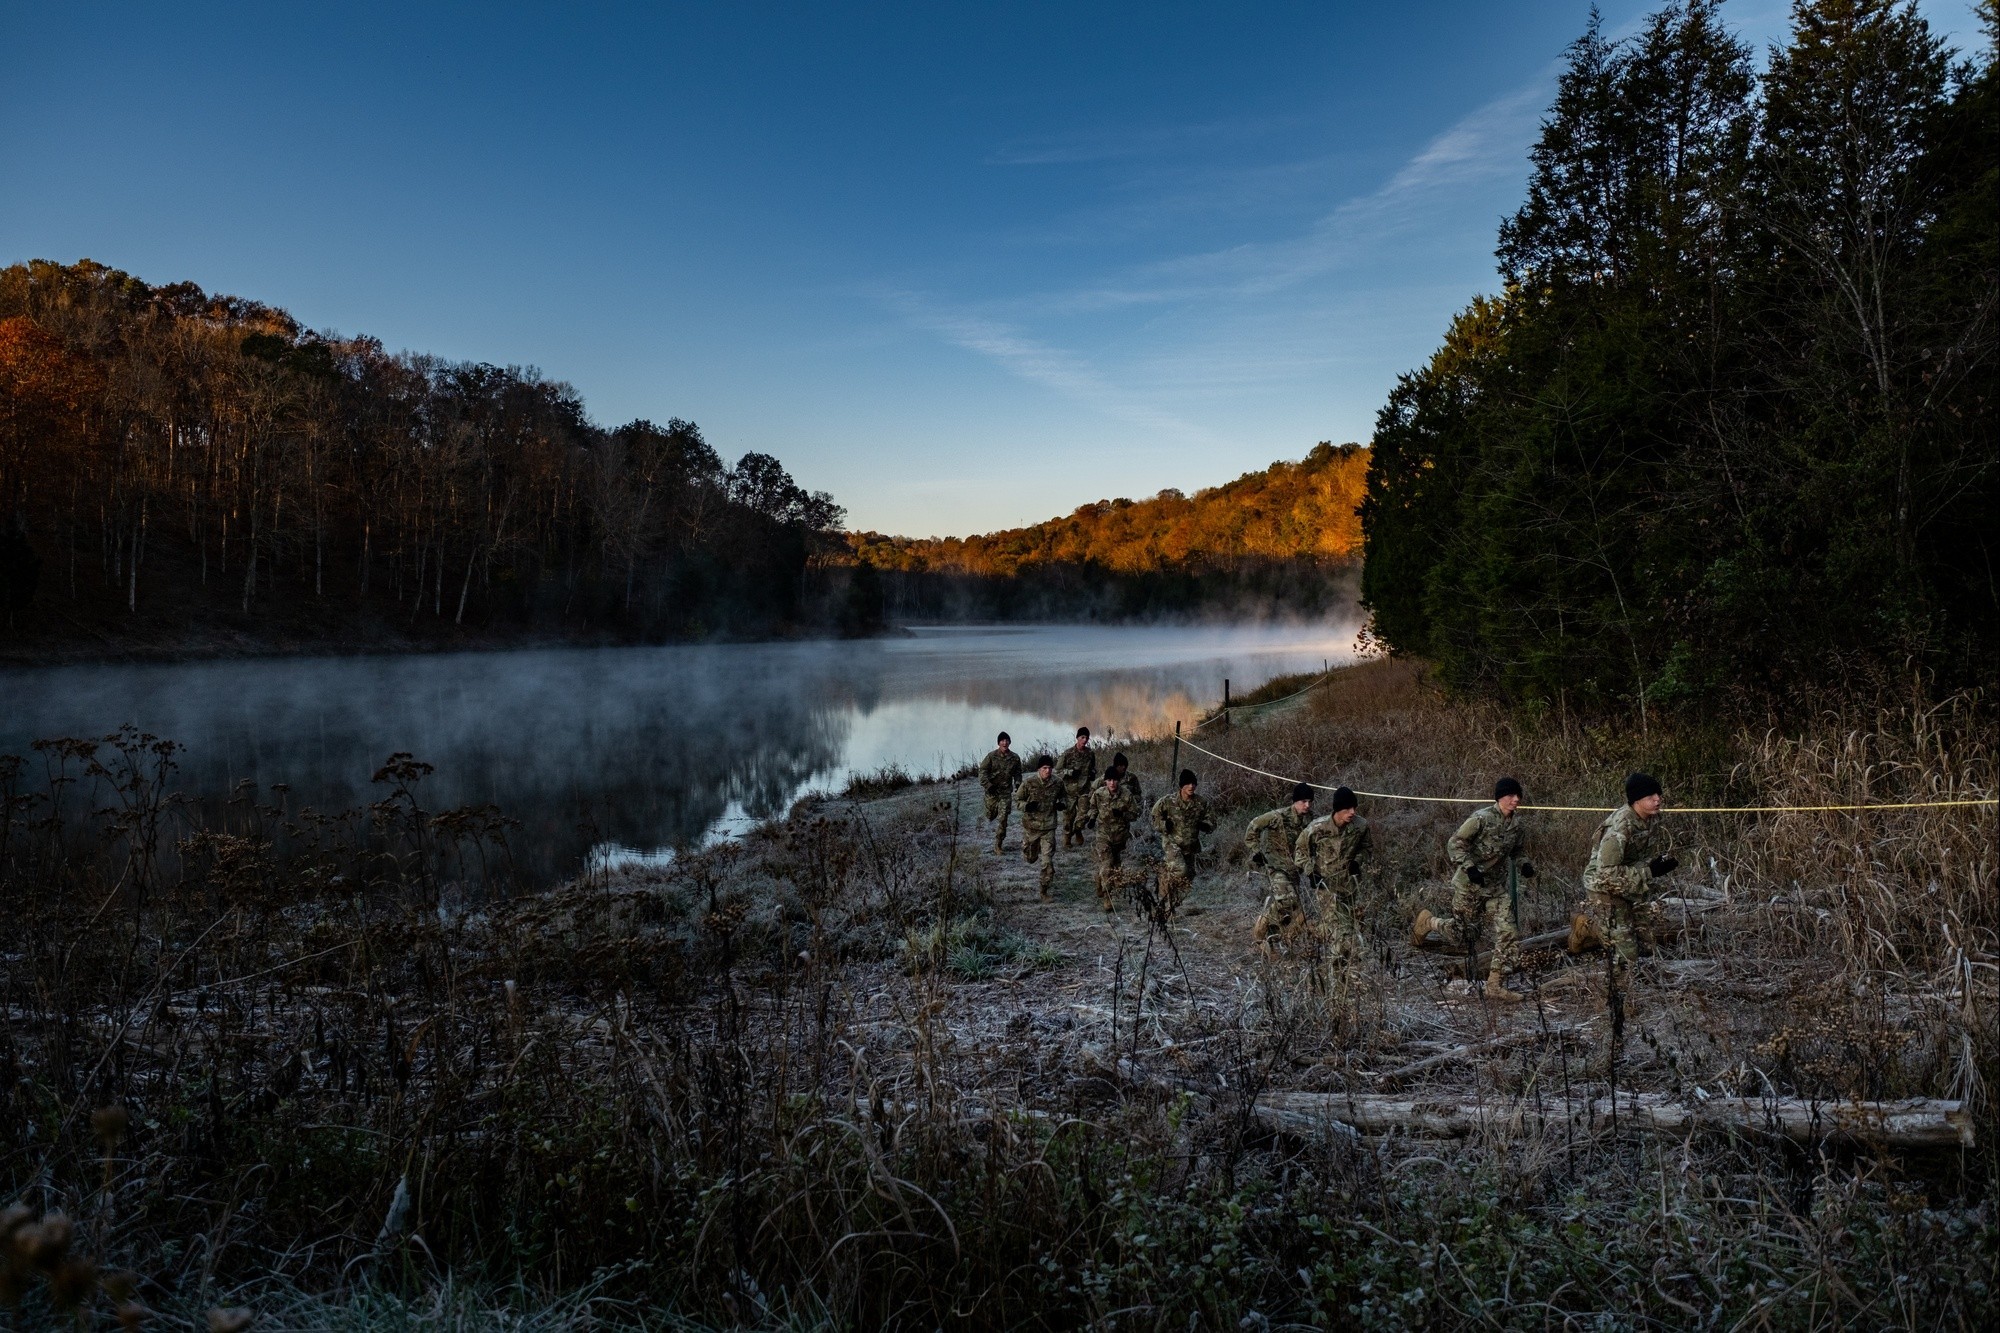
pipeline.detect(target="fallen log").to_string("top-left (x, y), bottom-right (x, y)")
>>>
top-left (1414, 925), bottom-right (1572, 967)
top-left (1255, 1090), bottom-right (1973, 1148)
top-left (1470, 927), bottom-right (1574, 976)
top-left (1417, 899), bottom-right (1731, 973)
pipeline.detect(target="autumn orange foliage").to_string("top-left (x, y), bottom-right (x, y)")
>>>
top-left (0, 315), bottom-right (102, 511)
top-left (848, 441), bottom-right (1367, 575)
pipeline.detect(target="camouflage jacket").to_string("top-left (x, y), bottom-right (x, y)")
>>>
top-left (1244, 804), bottom-right (1313, 870)
top-left (1151, 792), bottom-right (1216, 854)
top-left (978, 747), bottom-right (1023, 796)
top-left (1447, 803), bottom-right (1525, 875)
top-left (1014, 773), bottom-right (1066, 831)
top-left (1055, 744), bottom-right (1097, 794)
top-left (1583, 805), bottom-right (1663, 898)
top-left (1295, 814), bottom-right (1373, 889)
top-left (1088, 782), bottom-right (1142, 842)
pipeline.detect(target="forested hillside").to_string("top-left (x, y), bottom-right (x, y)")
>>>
top-left (1362, 0), bottom-right (1997, 719)
top-left (847, 440), bottom-right (1368, 621)
top-left (0, 260), bottom-right (847, 658)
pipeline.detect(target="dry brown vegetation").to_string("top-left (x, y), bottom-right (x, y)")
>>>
top-left (2, 660), bottom-right (1994, 1328)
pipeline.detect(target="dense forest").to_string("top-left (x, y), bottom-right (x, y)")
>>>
top-left (0, 260), bottom-right (854, 658)
top-left (845, 440), bottom-right (1368, 621)
top-left (1362, 0), bottom-right (1997, 720)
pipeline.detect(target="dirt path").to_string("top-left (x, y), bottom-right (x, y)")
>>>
top-left (822, 777), bottom-right (1636, 1112)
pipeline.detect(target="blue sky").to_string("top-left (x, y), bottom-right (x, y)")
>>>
top-left (2, 1), bottom-right (1982, 536)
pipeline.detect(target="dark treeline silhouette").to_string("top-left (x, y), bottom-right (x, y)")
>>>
top-left (0, 259), bottom-right (849, 657)
top-left (1362, 0), bottom-right (1996, 720)
top-left (848, 441), bottom-right (1368, 622)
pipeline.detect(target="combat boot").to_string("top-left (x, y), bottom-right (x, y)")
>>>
top-left (1485, 972), bottom-right (1525, 1003)
top-left (1409, 908), bottom-right (1436, 950)
top-left (1566, 911), bottom-right (1602, 954)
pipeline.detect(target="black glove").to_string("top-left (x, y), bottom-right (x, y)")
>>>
top-left (1649, 854), bottom-right (1678, 877)
top-left (1085, 817), bottom-right (1098, 831)
top-left (1251, 851), bottom-right (1267, 868)
top-left (1465, 865), bottom-right (1485, 887)
top-left (1310, 874), bottom-right (1328, 893)
top-left (1345, 857), bottom-right (1362, 878)
top-left (1518, 860), bottom-right (1536, 879)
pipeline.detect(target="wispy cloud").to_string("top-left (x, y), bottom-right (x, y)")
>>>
top-left (1030, 75), bottom-right (1552, 312)
top-left (887, 70), bottom-right (1556, 442)
top-left (986, 113), bottom-right (1308, 167)
top-left (883, 292), bottom-right (1212, 442)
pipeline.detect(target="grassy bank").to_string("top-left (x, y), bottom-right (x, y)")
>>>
top-left (2, 660), bottom-right (1994, 1328)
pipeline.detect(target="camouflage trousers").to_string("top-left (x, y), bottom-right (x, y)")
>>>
top-left (1318, 891), bottom-right (1363, 991)
top-left (1253, 874), bottom-right (1308, 955)
top-left (1440, 870), bottom-right (1520, 974)
top-left (1587, 890), bottom-right (1658, 964)
top-left (1021, 825), bottom-right (1057, 896)
top-left (982, 792), bottom-right (1013, 849)
top-left (1062, 788), bottom-right (1091, 841)
top-left (1092, 837), bottom-right (1128, 910)
top-left (1158, 849), bottom-right (1197, 915)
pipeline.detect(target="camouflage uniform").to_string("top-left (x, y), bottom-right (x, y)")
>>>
top-left (1583, 805), bottom-right (1666, 964)
top-left (1150, 791), bottom-right (1215, 915)
top-left (1437, 804), bottom-right (1527, 974)
top-left (1296, 814), bottom-right (1374, 976)
top-left (978, 747), bottom-right (1024, 851)
top-left (1055, 744), bottom-right (1097, 844)
top-left (1243, 804), bottom-right (1313, 954)
top-left (1015, 771), bottom-right (1066, 898)
top-left (1087, 781), bottom-right (1142, 910)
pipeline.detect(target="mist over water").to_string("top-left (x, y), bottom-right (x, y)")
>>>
top-left (0, 623), bottom-right (1357, 883)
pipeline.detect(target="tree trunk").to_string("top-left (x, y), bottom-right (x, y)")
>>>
top-left (1255, 1090), bottom-right (1972, 1147)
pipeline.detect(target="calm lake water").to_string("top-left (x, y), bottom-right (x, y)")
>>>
top-left (1, 623), bottom-right (1356, 883)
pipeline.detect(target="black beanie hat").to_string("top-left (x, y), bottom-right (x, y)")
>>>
top-left (1110, 752), bottom-right (1129, 771)
top-left (1291, 782), bottom-right (1314, 803)
top-left (1330, 786), bottom-right (1358, 812)
top-left (1033, 755), bottom-right (1054, 771)
top-left (1494, 777), bottom-right (1524, 801)
top-left (1179, 769), bottom-right (1198, 788)
top-left (1625, 771), bottom-right (1662, 804)
top-left (1076, 726), bottom-right (1090, 739)
top-left (997, 731), bottom-right (1010, 744)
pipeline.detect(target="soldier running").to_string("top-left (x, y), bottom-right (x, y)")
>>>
top-left (1151, 769), bottom-right (1215, 918)
top-left (1246, 782), bottom-right (1317, 956)
top-left (1055, 727), bottom-right (1097, 847)
top-left (1411, 777), bottom-right (1537, 1002)
top-left (977, 732), bottom-right (1024, 853)
top-left (1086, 766), bottom-right (1142, 912)
top-left (1295, 786), bottom-right (1373, 984)
top-left (1097, 752), bottom-right (1141, 806)
top-left (1015, 755), bottom-right (1066, 900)
top-left (1580, 772), bottom-right (1676, 972)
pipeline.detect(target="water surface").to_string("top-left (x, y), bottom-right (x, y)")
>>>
top-left (1, 623), bottom-right (1355, 882)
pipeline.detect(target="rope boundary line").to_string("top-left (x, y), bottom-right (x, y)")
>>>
top-left (1189, 667), bottom-right (1338, 731)
top-left (1176, 734), bottom-right (1999, 816)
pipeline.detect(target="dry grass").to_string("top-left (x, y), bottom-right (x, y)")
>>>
top-left (1, 665), bottom-right (1994, 1329)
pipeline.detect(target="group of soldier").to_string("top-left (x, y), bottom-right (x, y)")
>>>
top-left (978, 729), bottom-right (1681, 999)
top-left (976, 728), bottom-right (1162, 912)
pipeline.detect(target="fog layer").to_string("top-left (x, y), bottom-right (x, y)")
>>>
top-left (1, 622), bottom-right (1358, 881)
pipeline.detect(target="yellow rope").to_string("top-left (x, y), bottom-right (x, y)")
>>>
top-left (1175, 735), bottom-right (1998, 816)
top-left (1189, 667), bottom-right (1337, 731)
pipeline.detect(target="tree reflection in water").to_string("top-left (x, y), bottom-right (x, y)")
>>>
top-left (1, 623), bottom-right (1356, 884)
